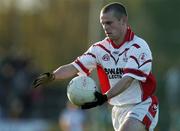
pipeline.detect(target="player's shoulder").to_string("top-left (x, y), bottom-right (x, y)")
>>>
top-left (132, 35), bottom-right (150, 49)
top-left (87, 38), bottom-right (108, 53)
top-left (92, 38), bottom-right (108, 47)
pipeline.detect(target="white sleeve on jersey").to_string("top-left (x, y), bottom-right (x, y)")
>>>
top-left (123, 41), bottom-right (152, 82)
top-left (72, 45), bottom-right (98, 76)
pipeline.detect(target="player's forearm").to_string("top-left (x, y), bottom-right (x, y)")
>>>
top-left (106, 76), bottom-right (134, 99)
top-left (53, 63), bottom-right (78, 80)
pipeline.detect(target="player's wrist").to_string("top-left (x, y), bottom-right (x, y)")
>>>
top-left (102, 94), bottom-right (108, 101)
top-left (105, 93), bottom-right (110, 100)
top-left (44, 72), bottom-right (55, 81)
top-left (51, 72), bottom-right (55, 81)
top-left (95, 92), bottom-right (108, 105)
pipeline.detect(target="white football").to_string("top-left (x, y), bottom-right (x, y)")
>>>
top-left (67, 75), bottom-right (97, 106)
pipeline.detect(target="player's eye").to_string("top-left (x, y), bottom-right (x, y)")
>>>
top-left (101, 22), bottom-right (105, 26)
top-left (101, 21), bottom-right (112, 26)
top-left (106, 21), bottom-right (112, 25)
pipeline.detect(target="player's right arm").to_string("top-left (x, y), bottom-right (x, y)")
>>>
top-left (53, 63), bottom-right (79, 80)
top-left (32, 43), bottom-right (98, 88)
top-left (32, 63), bottom-right (78, 88)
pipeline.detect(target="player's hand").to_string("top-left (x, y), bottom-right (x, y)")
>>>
top-left (32, 72), bottom-right (55, 88)
top-left (81, 91), bottom-right (108, 109)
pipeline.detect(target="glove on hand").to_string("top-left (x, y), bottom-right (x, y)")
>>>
top-left (81, 91), bottom-right (108, 109)
top-left (32, 72), bottom-right (55, 88)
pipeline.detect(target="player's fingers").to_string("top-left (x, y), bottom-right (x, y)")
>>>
top-left (38, 74), bottom-right (48, 79)
top-left (32, 79), bottom-right (45, 88)
top-left (33, 73), bottom-right (48, 82)
top-left (94, 91), bottom-right (103, 98)
top-left (38, 72), bottom-right (53, 79)
top-left (32, 79), bottom-right (41, 87)
top-left (34, 76), bottom-right (49, 84)
top-left (34, 83), bottom-right (42, 88)
top-left (32, 78), bottom-right (40, 85)
top-left (35, 78), bottom-right (47, 84)
top-left (33, 80), bottom-right (45, 88)
top-left (81, 101), bottom-right (98, 109)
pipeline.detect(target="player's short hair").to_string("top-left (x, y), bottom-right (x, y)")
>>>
top-left (101, 2), bottom-right (127, 20)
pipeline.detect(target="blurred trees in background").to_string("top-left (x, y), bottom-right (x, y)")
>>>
top-left (0, 0), bottom-right (180, 130)
top-left (0, 0), bottom-right (90, 70)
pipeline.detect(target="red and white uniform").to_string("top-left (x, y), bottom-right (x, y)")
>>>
top-left (72, 27), bottom-right (156, 105)
top-left (72, 27), bottom-right (159, 130)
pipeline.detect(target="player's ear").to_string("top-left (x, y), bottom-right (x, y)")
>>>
top-left (121, 16), bottom-right (128, 25)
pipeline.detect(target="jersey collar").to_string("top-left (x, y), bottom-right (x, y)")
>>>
top-left (107, 26), bottom-right (134, 49)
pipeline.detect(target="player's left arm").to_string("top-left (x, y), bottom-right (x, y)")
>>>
top-left (81, 76), bottom-right (134, 109)
top-left (106, 75), bottom-right (134, 99)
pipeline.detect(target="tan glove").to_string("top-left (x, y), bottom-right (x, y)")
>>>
top-left (32, 72), bottom-right (55, 88)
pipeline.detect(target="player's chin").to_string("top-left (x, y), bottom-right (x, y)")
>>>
top-left (107, 36), bottom-right (116, 41)
top-left (106, 34), bottom-right (115, 39)
top-left (106, 35), bottom-right (113, 39)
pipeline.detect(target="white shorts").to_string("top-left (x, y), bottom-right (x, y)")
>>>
top-left (111, 96), bottom-right (159, 131)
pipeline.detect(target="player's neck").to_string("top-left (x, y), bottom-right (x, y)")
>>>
top-left (113, 38), bottom-right (124, 46)
top-left (113, 32), bottom-right (126, 46)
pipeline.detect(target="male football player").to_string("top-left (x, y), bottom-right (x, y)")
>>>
top-left (33, 2), bottom-right (159, 131)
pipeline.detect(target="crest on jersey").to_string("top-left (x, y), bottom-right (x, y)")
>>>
top-left (123, 51), bottom-right (128, 62)
top-left (102, 54), bottom-right (110, 61)
top-left (112, 51), bottom-right (119, 55)
top-left (138, 53), bottom-right (147, 63)
top-left (150, 104), bottom-right (158, 113)
top-left (152, 104), bottom-right (158, 111)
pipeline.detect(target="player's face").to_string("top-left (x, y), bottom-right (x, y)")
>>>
top-left (100, 11), bottom-right (126, 41)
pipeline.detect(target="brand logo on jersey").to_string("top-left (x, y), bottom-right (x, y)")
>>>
top-left (139, 53), bottom-right (147, 63)
top-left (112, 51), bottom-right (119, 55)
top-left (123, 50), bottom-right (128, 62)
top-left (102, 54), bottom-right (110, 61)
top-left (104, 68), bottom-right (123, 79)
